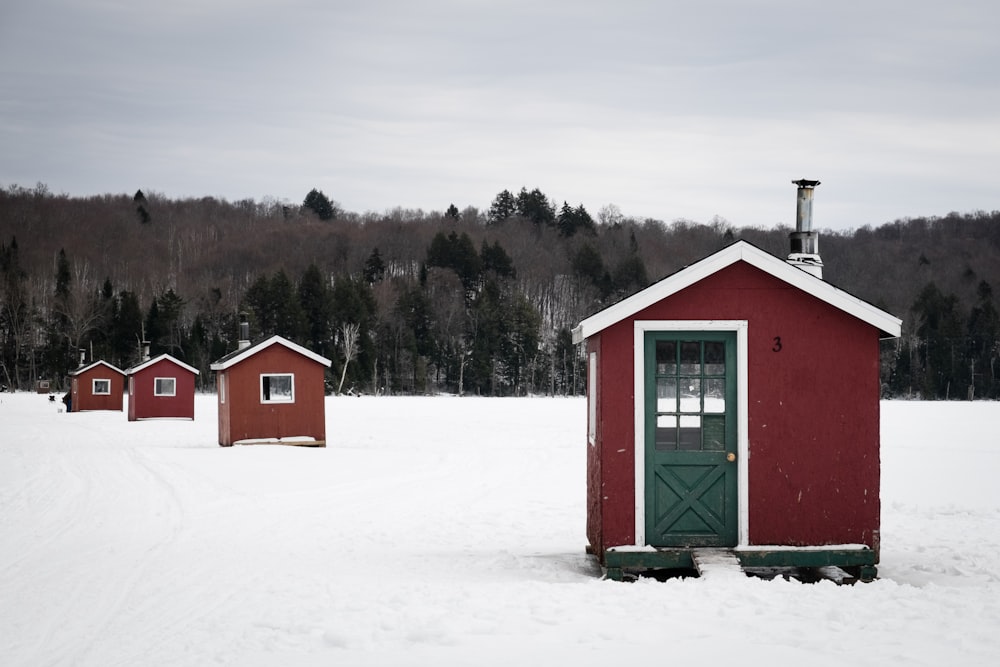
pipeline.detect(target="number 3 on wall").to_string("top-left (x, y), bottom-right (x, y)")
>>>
top-left (772, 336), bottom-right (783, 352)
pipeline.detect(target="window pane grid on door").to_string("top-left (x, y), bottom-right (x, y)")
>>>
top-left (654, 339), bottom-right (727, 451)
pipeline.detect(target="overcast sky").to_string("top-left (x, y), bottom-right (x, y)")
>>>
top-left (2, 0), bottom-right (998, 230)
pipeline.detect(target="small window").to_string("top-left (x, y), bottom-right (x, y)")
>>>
top-left (219, 374), bottom-right (226, 404)
top-left (154, 377), bottom-right (176, 397)
top-left (261, 373), bottom-right (294, 403)
top-left (93, 378), bottom-right (111, 395)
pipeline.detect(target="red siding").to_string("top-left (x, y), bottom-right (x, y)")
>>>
top-left (128, 359), bottom-right (197, 421)
top-left (592, 320), bottom-right (640, 552)
top-left (217, 345), bottom-right (327, 446)
top-left (71, 367), bottom-right (125, 412)
top-left (591, 261), bottom-right (882, 554)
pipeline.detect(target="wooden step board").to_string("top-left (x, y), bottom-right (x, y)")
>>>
top-left (691, 549), bottom-right (745, 579)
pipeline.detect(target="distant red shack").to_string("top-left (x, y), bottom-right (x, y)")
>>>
top-left (68, 360), bottom-right (126, 412)
top-left (127, 354), bottom-right (200, 421)
top-left (210, 334), bottom-right (332, 447)
top-left (574, 183), bottom-right (902, 581)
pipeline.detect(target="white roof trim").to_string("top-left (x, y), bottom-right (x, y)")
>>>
top-left (572, 241), bottom-right (902, 343)
top-left (69, 360), bottom-right (126, 376)
top-left (127, 353), bottom-right (200, 376)
top-left (210, 335), bottom-right (332, 371)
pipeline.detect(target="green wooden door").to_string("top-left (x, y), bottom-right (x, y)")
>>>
top-left (644, 332), bottom-right (738, 547)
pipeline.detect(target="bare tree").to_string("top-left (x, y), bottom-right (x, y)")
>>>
top-left (336, 322), bottom-right (360, 394)
top-left (1, 263), bottom-right (33, 389)
top-left (54, 260), bottom-right (106, 365)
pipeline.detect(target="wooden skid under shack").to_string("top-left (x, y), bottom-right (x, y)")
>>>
top-left (229, 437), bottom-right (326, 447)
top-left (602, 546), bottom-right (878, 584)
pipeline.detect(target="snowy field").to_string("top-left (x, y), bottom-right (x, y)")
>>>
top-left (1, 393), bottom-right (998, 666)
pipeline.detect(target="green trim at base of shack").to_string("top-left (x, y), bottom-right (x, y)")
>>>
top-left (603, 546), bottom-right (878, 583)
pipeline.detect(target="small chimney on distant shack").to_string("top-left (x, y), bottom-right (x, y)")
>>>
top-left (141, 340), bottom-right (150, 362)
top-left (787, 179), bottom-right (823, 278)
top-left (238, 312), bottom-right (251, 350)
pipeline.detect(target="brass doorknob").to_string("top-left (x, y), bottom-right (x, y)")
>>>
top-left (726, 452), bottom-right (736, 462)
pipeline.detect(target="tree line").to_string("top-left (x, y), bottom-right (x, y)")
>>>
top-left (1, 182), bottom-right (998, 399)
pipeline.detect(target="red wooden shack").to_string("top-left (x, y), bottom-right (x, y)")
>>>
top-left (210, 334), bottom-right (332, 447)
top-left (68, 360), bottom-right (126, 412)
top-left (127, 354), bottom-right (200, 421)
top-left (574, 185), bottom-right (901, 581)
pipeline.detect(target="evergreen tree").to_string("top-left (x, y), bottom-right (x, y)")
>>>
top-left (45, 248), bottom-right (75, 378)
top-left (156, 289), bottom-right (186, 356)
top-left (363, 248), bottom-right (386, 284)
top-left (465, 279), bottom-right (540, 395)
top-left (302, 188), bottom-right (336, 221)
top-left (912, 282), bottom-right (966, 398)
top-left (0, 236), bottom-right (31, 389)
top-left (330, 275), bottom-right (377, 390)
top-left (571, 242), bottom-right (611, 298)
top-left (394, 285), bottom-right (434, 392)
top-left (480, 240), bottom-right (515, 280)
top-left (967, 280), bottom-right (1000, 398)
top-left (269, 270), bottom-right (307, 342)
top-left (426, 231), bottom-right (482, 293)
top-left (298, 264), bottom-right (333, 357)
top-left (54, 248), bottom-right (71, 305)
top-left (556, 202), bottom-right (594, 237)
top-left (112, 290), bottom-right (144, 366)
top-left (244, 271), bottom-right (307, 342)
top-left (445, 204), bottom-right (460, 220)
top-left (516, 187), bottom-right (555, 226)
top-left (242, 274), bottom-right (272, 336)
top-left (573, 204), bottom-right (595, 235)
top-left (144, 299), bottom-right (165, 356)
top-left (134, 189), bottom-right (151, 224)
top-left (557, 202), bottom-right (577, 237)
top-left (611, 235), bottom-right (649, 297)
top-left (487, 189), bottom-right (516, 225)
top-left (90, 278), bottom-right (115, 362)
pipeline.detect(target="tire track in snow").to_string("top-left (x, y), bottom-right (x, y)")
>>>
top-left (3, 439), bottom-right (189, 666)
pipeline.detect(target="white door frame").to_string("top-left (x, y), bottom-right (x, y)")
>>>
top-left (632, 320), bottom-right (749, 547)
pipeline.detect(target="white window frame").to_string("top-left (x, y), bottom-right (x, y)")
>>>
top-left (92, 378), bottom-right (111, 395)
top-left (260, 373), bottom-right (295, 404)
top-left (588, 351), bottom-right (597, 446)
top-left (154, 377), bottom-right (177, 397)
top-left (219, 374), bottom-right (226, 405)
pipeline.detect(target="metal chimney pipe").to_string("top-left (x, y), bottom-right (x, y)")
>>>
top-left (793, 179), bottom-right (820, 231)
top-left (238, 312), bottom-right (251, 350)
top-left (788, 179), bottom-right (823, 278)
top-left (141, 340), bottom-right (150, 362)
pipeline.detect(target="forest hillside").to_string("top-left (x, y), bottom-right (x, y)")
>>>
top-left (2, 183), bottom-right (998, 399)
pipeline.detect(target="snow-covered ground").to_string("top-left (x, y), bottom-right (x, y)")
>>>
top-left (1, 393), bottom-right (998, 666)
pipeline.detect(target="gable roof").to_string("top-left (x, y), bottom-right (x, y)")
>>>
top-left (127, 353), bottom-right (200, 376)
top-left (68, 360), bottom-right (126, 377)
top-left (209, 334), bottom-right (332, 371)
top-left (572, 240), bottom-right (902, 343)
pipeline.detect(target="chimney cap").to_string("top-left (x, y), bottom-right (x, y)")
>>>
top-left (792, 179), bottom-right (821, 188)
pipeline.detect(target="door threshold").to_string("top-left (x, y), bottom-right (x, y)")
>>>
top-left (691, 548), bottom-right (744, 578)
